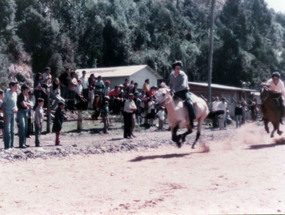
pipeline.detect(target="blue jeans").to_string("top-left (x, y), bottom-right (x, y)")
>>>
top-left (4, 113), bottom-right (15, 149)
top-left (35, 123), bottom-right (42, 146)
top-left (60, 86), bottom-right (68, 99)
top-left (236, 115), bottom-right (242, 128)
top-left (17, 110), bottom-right (28, 147)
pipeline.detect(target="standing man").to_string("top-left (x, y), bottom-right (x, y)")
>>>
top-left (217, 97), bottom-right (227, 130)
top-left (2, 81), bottom-right (18, 149)
top-left (59, 67), bottom-right (71, 99)
top-left (17, 84), bottom-right (32, 148)
top-left (123, 93), bottom-right (137, 139)
top-left (80, 70), bottom-right (89, 110)
top-left (142, 79), bottom-right (150, 96)
top-left (169, 60), bottom-right (196, 126)
top-left (103, 80), bottom-right (111, 96)
top-left (95, 75), bottom-right (105, 97)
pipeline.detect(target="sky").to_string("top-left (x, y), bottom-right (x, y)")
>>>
top-left (265, 0), bottom-right (285, 13)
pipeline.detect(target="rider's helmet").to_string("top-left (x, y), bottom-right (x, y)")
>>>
top-left (272, 71), bottom-right (281, 79)
top-left (172, 60), bottom-right (183, 70)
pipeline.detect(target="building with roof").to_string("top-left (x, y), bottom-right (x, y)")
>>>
top-left (76, 65), bottom-right (163, 89)
top-left (189, 81), bottom-right (259, 118)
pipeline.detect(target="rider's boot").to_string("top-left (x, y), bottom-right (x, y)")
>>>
top-left (185, 100), bottom-right (196, 127)
top-left (190, 118), bottom-right (194, 127)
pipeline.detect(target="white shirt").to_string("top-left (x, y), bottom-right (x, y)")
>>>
top-left (157, 110), bottom-right (165, 121)
top-left (80, 76), bottom-right (88, 89)
top-left (217, 102), bottom-right (227, 112)
top-left (147, 101), bottom-right (155, 113)
top-left (212, 101), bottom-right (220, 111)
top-left (267, 79), bottom-right (285, 98)
top-left (124, 99), bottom-right (137, 113)
top-left (42, 72), bottom-right (52, 87)
top-left (75, 84), bottom-right (83, 95)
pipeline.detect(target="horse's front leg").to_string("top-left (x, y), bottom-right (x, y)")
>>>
top-left (264, 119), bottom-right (269, 133)
top-left (271, 123), bottom-right (277, 138)
top-left (172, 125), bottom-right (182, 148)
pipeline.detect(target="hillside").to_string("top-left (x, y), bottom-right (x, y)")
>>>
top-left (0, 0), bottom-right (285, 89)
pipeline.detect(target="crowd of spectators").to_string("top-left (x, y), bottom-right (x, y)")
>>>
top-left (0, 67), bottom-right (167, 148)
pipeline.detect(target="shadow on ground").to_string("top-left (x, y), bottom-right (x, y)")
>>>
top-left (248, 138), bottom-right (285, 150)
top-left (129, 153), bottom-right (191, 162)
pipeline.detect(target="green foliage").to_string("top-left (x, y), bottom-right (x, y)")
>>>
top-left (0, 0), bottom-right (285, 88)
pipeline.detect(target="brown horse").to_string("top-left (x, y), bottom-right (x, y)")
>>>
top-left (260, 86), bottom-right (283, 137)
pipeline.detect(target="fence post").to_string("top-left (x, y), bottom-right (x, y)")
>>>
top-left (77, 110), bottom-right (83, 131)
top-left (46, 89), bottom-right (51, 133)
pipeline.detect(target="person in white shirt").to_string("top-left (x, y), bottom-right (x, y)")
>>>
top-left (217, 97), bottom-right (227, 130)
top-left (123, 93), bottom-right (137, 139)
top-left (262, 71), bottom-right (285, 123)
top-left (80, 71), bottom-right (89, 110)
top-left (42, 67), bottom-right (52, 89)
top-left (212, 97), bottom-right (220, 112)
top-left (211, 97), bottom-right (221, 128)
top-left (156, 106), bottom-right (165, 130)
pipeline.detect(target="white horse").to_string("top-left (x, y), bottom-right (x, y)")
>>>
top-left (155, 87), bottom-right (209, 149)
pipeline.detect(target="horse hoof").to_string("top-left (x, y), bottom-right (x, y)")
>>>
top-left (176, 141), bottom-right (182, 148)
top-left (278, 131), bottom-right (283, 136)
top-left (191, 145), bottom-right (195, 149)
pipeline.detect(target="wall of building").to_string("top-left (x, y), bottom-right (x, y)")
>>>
top-left (130, 68), bottom-right (159, 89)
top-left (189, 84), bottom-right (254, 119)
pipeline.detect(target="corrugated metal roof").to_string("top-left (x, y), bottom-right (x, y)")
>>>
top-left (189, 81), bottom-right (257, 92)
top-left (76, 65), bottom-right (163, 79)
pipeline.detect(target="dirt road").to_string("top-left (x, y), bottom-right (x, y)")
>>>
top-left (0, 124), bottom-right (285, 214)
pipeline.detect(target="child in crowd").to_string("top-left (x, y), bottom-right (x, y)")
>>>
top-left (235, 101), bottom-right (243, 128)
top-left (34, 98), bottom-right (44, 147)
top-left (156, 106), bottom-right (165, 130)
top-left (0, 90), bottom-right (4, 141)
top-left (52, 101), bottom-right (65, 146)
top-left (102, 101), bottom-right (109, 134)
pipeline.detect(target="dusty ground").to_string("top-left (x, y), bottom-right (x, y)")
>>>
top-left (0, 122), bottom-right (285, 214)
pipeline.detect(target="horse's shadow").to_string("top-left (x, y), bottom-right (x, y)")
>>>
top-left (248, 138), bottom-right (285, 150)
top-left (129, 153), bottom-right (191, 162)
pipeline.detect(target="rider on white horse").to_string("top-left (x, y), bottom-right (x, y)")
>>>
top-left (169, 60), bottom-right (196, 127)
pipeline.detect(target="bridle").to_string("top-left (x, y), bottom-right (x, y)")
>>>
top-left (155, 91), bottom-right (172, 106)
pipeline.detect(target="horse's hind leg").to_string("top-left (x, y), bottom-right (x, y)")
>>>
top-left (276, 122), bottom-right (283, 136)
top-left (192, 131), bottom-right (201, 149)
top-left (192, 118), bottom-right (203, 149)
top-left (182, 126), bottom-right (192, 143)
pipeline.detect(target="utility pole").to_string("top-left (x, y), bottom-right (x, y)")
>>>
top-left (207, 0), bottom-right (216, 107)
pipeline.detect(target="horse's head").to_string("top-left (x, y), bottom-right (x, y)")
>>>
top-left (260, 84), bottom-right (270, 102)
top-left (155, 87), bottom-right (172, 105)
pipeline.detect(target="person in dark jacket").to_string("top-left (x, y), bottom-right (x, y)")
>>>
top-left (235, 101), bottom-right (243, 128)
top-left (52, 101), bottom-right (65, 146)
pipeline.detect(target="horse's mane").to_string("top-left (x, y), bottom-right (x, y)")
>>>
top-left (160, 82), bottom-right (169, 89)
